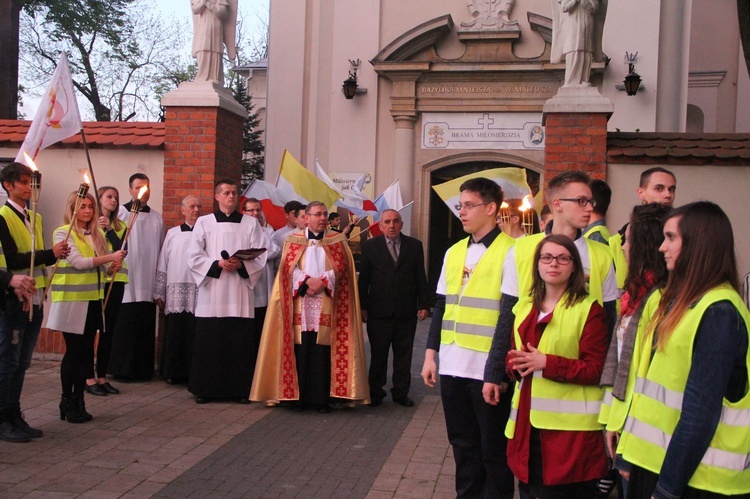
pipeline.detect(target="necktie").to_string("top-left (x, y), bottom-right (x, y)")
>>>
top-left (388, 239), bottom-right (399, 266)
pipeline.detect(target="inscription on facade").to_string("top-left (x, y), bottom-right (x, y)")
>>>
top-left (422, 112), bottom-right (544, 150)
top-left (420, 84), bottom-right (554, 96)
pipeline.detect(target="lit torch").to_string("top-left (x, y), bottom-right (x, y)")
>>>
top-left (24, 153), bottom-right (42, 320)
top-left (499, 201), bottom-right (512, 230)
top-left (103, 185), bottom-right (147, 311)
top-left (519, 195), bottom-right (535, 236)
top-left (41, 172), bottom-right (91, 306)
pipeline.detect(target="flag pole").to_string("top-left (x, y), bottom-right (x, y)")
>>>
top-left (80, 128), bottom-right (100, 202)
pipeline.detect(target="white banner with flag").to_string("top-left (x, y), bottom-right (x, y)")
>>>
top-left (16, 52), bottom-right (82, 164)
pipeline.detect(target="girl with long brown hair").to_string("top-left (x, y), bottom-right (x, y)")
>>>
top-left (619, 201), bottom-right (750, 498)
top-left (505, 234), bottom-right (609, 498)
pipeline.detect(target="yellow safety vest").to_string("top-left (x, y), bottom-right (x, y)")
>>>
top-left (515, 234), bottom-right (612, 304)
top-left (506, 295), bottom-right (605, 438)
top-left (609, 233), bottom-right (628, 290)
top-left (0, 205), bottom-right (46, 288)
top-left (619, 285), bottom-right (750, 495)
top-left (598, 289), bottom-right (662, 431)
top-left (584, 223), bottom-right (612, 242)
top-left (441, 232), bottom-right (514, 352)
top-left (107, 223), bottom-right (129, 285)
top-left (51, 226), bottom-right (105, 302)
top-left (0, 239), bottom-right (6, 272)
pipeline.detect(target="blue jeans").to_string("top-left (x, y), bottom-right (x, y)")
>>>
top-left (0, 300), bottom-right (42, 411)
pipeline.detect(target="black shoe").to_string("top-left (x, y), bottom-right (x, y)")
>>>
top-left (237, 398), bottom-right (251, 405)
top-left (368, 399), bottom-right (382, 407)
top-left (393, 397), bottom-right (415, 407)
top-left (78, 395), bottom-right (93, 422)
top-left (100, 382), bottom-right (120, 394)
top-left (195, 397), bottom-right (211, 404)
top-left (59, 396), bottom-right (86, 424)
top-left (7, 409), bottom-right (43, 438)
top-left (84, 383), bottom-right (108, 396)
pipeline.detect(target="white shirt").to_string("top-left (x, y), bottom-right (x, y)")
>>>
top-left (118, 204), bottom-right (165, 303)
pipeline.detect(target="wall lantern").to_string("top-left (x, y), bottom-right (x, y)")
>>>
top-left (342, 59), bottom-right (367, 99)
top-left (620, 52), bottom-right (643, 96)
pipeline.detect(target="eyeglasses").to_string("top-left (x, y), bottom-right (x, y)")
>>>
top-left (558, 197), bottom-right (597, 208)
top-left (539, 253), bottom-right (573, 265)
top-left (454, 202), bottom-right (489, 211)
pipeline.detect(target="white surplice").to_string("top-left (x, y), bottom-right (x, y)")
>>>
top-left (188, 212), bottom-right (267, 318)
top-left (154, 224), bottom-right (198, 314)
top-left (118, 205), bottom-right (165, 304)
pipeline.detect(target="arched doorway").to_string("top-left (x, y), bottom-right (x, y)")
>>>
top-left (426, 160), bottom-right (542, 290)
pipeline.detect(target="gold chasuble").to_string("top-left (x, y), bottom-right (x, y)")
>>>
top-left (250, 231), bottom-right (369, 403)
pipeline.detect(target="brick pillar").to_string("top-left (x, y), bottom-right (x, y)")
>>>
top-left (543, 113), bottom-right (608, 181)
top-left (542, 86), bottom-right (613, 186)
top-left (161, 82), bottom-right (247, 228)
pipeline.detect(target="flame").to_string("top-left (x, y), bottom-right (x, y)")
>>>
top-left (137, 185), bottom-right (148, 200)
top-left (500, 201), bottom-right (509, 209)
top-left (83, 172), bottom-right (90, 184)
top-left (23, 152), bottom-right (38, 172)
top-left (519, 194), bottom-right (533, 212)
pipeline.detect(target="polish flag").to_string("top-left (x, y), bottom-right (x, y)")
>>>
top-left (240, 179), bottom-right (289, 230)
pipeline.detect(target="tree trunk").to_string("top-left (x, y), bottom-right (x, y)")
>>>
top-left (740, 0), bottom-right (750, 79)
top-left (0, 0), bottom-right (21, 119)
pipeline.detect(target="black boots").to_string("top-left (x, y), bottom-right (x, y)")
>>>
top-left (59, 395), bottom-right (87, 424)
top-left (0, 409), bottom-right (31, 442)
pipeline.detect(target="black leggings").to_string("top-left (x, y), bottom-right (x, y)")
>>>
top-left (87, 282), bottom-right (123, 379)
top-left (61, 301), bottom-right (101, 397)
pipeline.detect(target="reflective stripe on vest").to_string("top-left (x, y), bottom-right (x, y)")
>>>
top-left (441, 233), bottom-right (513, 352)
top-left (0, 205), bottom-right (46, 288)
top-left (505, 295), bottom-right (604, 438)
top-left (51, 226), bottom-right (104, 302)
top-left (619, 285), bottom-right (750, 494)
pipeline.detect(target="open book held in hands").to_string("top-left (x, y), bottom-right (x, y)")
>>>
top-left (231, 248), bottom-right (267, 260)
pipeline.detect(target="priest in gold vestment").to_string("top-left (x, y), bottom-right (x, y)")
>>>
top-left (250, 201), bottom-right (369, 412)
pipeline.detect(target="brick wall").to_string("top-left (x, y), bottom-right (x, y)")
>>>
top-left (162, 106), bottom-right (244, 228)
top-left (543, 112), bottom-right (608, 183)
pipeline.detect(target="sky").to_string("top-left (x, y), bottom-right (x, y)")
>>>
top-left (19, 0), bottom-right (269, 118)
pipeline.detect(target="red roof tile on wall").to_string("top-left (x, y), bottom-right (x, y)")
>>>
top-left (0, 120), bottom-right (165, 150)
top-left (608, 133), bottom-right (750, 165)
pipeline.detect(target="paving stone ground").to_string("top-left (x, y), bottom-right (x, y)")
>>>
top-left (0, 321), bottom-right (463, 498)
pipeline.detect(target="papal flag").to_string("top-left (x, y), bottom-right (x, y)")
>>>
top-left (275, 150), bottom-right (341, 208)
top-left (432, 167), bottom-right (532, 219)
top-left (16, 52), bottom-right (82, 165)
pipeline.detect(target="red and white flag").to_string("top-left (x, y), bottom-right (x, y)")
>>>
top-left (16, 52), bottom-right (83, 165)
top-left (241, 179), bottom-right (290, 230)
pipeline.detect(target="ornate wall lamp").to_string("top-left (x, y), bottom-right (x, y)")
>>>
top-left (342, 59), bottom-right (367, 99)
top-left (618, 52), bottom-right (643, 96)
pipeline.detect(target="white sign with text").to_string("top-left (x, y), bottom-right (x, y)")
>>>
top-left (422, 112), bottom-right (545, 150)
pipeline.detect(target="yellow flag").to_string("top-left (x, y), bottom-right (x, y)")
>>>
top-left (275, 150), bottom-right (341, 208)
top-left (432, 167), bottom-right (532, 218)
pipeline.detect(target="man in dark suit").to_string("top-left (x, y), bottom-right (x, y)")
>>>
top-left (359, 209), bottom-right (430, 407)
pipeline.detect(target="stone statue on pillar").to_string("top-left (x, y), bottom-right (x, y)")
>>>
top-left (191, 0), bottom-right (238, 86)
top-left (551, 0), bottom-right (608, 87)
top-left (460, 0), bottom-right (519, 30)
